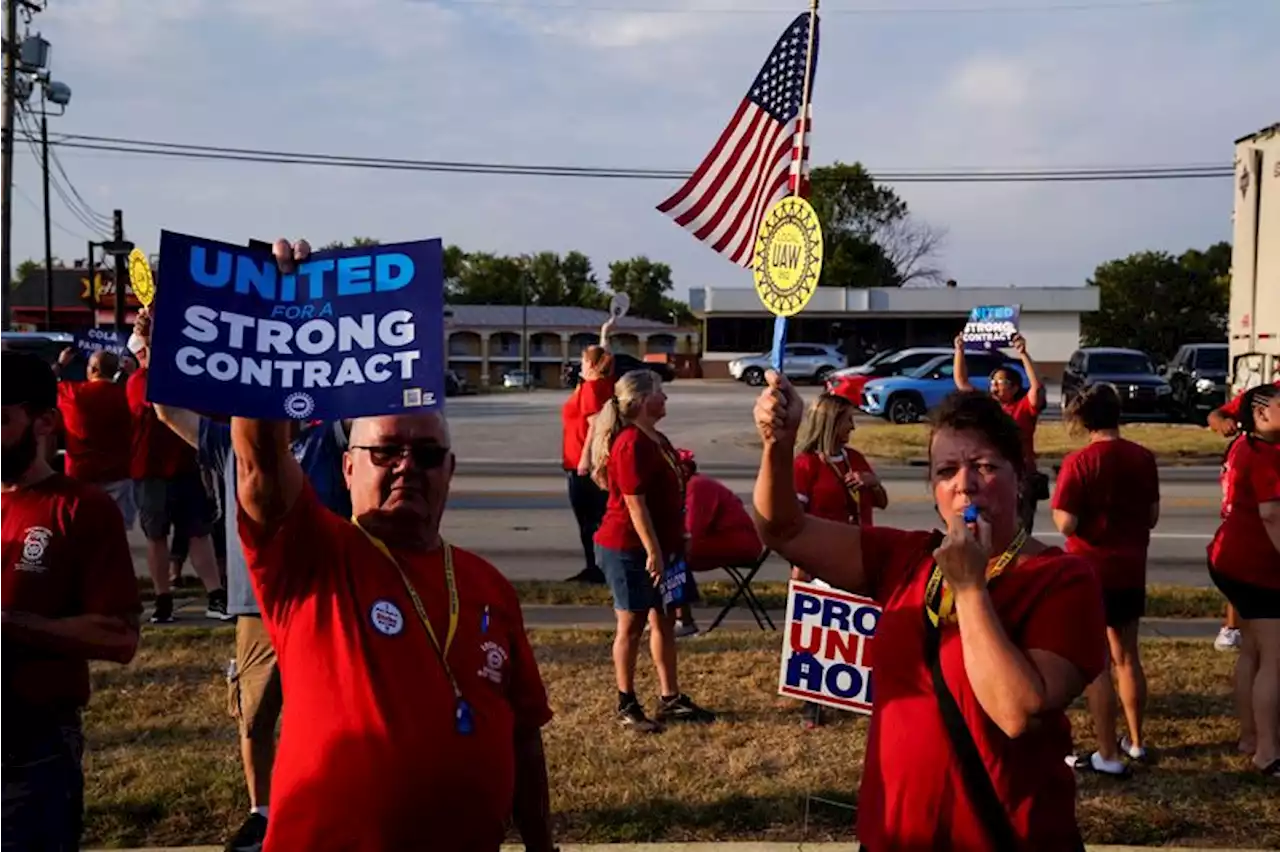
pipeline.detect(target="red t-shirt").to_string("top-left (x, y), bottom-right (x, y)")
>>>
top-left (794, 449), bottom-right (878, 527)
top-left (238, 484), bottom-right (553, 852)
top-left (594, 425), bottom-right (685, 557)
top-left (684, 473), bottom-right (761, 571)
top-left (561, 376), bottom-right (615, 471)
top-left (126, 367), bottom-right (198, 481)
top-left (1219, 379), bottom-right (1280, 420)
top-left (1209, 437), bottom-right (1280, 590)
top-left (855, 528), bottom-right (1106, 852)
top-left (57, 380), bottom-right (132, 483)
top-left (1052, 438), bottom-right (1159, 590)
top-left (1001, 395), bottom-right (1039, 473)
top-left (2, 475), bottom-right (140, 711)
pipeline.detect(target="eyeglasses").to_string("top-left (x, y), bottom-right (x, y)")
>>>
top-left (350, 442), bottom-right (451, 470)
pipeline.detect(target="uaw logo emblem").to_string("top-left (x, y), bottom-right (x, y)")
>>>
top-left (19, 526), bottom-right (53, 572)
top-left (478, 640), bottom-right (509, 685)
top-left (751, 195), bottom-right (824, 318)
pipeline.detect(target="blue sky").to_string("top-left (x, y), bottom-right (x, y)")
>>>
top-left (8, 0), bottom-right (1278, 299)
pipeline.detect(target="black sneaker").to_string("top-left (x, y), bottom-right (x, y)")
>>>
top-left (655, 693), bottom-right (715, 725)
top-left (206, 589), bottom-right (232, 621)
top-left (566, 566), bottom-right (606, 585)
top-left (616, 699), bottom-right (663, 734)
top-left (225, 813), bottom-right (267, 852)
top-left (150, 593), bottom-right (175, 624)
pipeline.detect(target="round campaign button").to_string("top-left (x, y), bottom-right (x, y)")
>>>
top-left (128, 248), bottom-right (156, 308)
top-left (370, 600), bottom-right (405, 636)
top-left (752, 196), bottom-right (823, 318)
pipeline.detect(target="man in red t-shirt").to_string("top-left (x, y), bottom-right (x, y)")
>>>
top-left (125, 319), bottom-right (227, 623)
top-left (54, 347), bottom-right (135, 527)
top-left (2, 350), bottom-right (141, 849)
top-left (226, 238), bottom-right (555, 851)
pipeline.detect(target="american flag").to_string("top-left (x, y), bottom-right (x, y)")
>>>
top-left (657, 12), bottom-right (819, 268)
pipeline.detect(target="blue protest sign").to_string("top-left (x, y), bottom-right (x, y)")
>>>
top-left (961, 304), bottom-right (1021, 352)
top-left (73, 327), bottom-right (129, 358)
top-left (147, 231), bottom-right (444, 420)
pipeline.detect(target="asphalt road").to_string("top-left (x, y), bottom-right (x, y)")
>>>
top-left (443, 380), bottom-right (1067, 466)
top-left (135, 474), bottom-right (1221, 590)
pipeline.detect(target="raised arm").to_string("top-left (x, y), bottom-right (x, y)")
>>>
top-left (154, 404), bottom-right (201, 449)
top-left (599, 315), bottom-right (617, 348)
top-left (952, 334), bottom-right (974, 392)
top-left (752, 371), bottom-right (867, 591)
top-left (1011, 333), bottom-right (1046, 412)
top-left (232, 239), bottom-right (310, 531)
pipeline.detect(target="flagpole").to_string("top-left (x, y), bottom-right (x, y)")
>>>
top-left (792, 0), bottom-right (819, 199)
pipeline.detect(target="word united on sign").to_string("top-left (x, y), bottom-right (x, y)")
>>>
top-left (961, 304), bottom-right (1021, 351)
top-left (777, 581), bottom-right (880, 715)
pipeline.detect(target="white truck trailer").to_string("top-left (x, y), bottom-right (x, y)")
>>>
top-left (1229, 122), bottom-right (1280, 396)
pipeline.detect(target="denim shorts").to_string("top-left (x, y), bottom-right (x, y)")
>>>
top-left (596, 545), bottom-right (663, 613)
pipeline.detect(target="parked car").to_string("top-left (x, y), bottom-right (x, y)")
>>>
top-left (1061, 347), bottom-right (1173, 418)
top-left (503, 370), bottom-right (537, 389)
top-left (860, 352), bottom-right (1028, 424)
top-left (563, 352), bottom-right (677, 388)
top-left (729, 343), bottom-right (847, 387)
top-left (1162, 343), bottom-right (1228, 421)
top-left (826, 347), bottom-right (953, 405)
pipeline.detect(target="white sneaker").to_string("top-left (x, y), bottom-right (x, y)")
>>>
top-left (1214, 627), bottom-right (1242, 651)
top-left (1119, 735), bottom-right (1147, 762)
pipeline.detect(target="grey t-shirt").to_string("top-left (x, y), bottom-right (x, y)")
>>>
top-left (198, 420), bottom-right (351, 615)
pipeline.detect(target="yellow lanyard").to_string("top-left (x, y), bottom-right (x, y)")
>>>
top-left (355, 522), bottom-right (462, 701)
top-left (655, 436), bottom-right (688, 505)
top-left (924, 526), bottom-right (1028, 628)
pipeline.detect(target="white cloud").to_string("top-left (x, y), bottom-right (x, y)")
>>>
top-left (944, 56), bottom-right (1032, 110)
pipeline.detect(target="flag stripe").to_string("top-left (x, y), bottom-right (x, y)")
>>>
top-left (696, 110), bottom-right (781, 243)
top-left (714, 120), bottom-right (791, 261)
top-left (673, 105), bottom-right (768, 231)
top-left (656, 98), bottom-right (753, 215)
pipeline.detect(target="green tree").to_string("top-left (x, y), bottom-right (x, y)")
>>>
top-left (318, 237), bottom-right (381, 250)
top-left (808, 162), bottom-right (945, 287)
top-left (1081, 242), bottom-right (1231, 360)
top-left (14, 258), bottom-right (41, 284)
top-left (446, 252), bottom-right (528, 305)
top-left (607, 257), bottom-right (679, 321)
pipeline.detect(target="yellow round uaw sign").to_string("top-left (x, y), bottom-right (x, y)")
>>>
top-left (752, 196), bottom-right (823, 317)
top-left (128, 248), bottom-right (156, 307)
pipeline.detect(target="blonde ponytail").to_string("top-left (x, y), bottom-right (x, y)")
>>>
top-left (590, 369), bottom-right (662, 490)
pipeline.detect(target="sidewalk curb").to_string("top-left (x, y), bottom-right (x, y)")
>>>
top-left (90, 839), bottom-right (1269, 844)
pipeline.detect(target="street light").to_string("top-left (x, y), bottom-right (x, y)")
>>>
top-left (32, 73), bottom-right (70, 331)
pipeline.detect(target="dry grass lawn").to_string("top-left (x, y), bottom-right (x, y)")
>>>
top-left (736, 420), bottom-right (1229, 464)
top-left (513, 581), bottom-right (1227, 620)
top-left (83, 629), bottom-right (1277, 849)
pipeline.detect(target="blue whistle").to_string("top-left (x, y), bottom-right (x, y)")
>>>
top-left (963, 505), bottom-right (980, 524)
top-left (456, 698), bottom-right (474, 735)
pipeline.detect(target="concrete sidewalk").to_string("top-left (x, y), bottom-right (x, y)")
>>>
top-left (90, 839), bottom-right (1269, 844)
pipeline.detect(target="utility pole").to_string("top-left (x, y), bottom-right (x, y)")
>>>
top-left (110, 209), bottom-right (128, 332)
top-left (1, 0), bottom-right (20, 328)
top-left (520, 268), bottom-right (530, 390)
top-left (40, 102), bottom-right (50, 329)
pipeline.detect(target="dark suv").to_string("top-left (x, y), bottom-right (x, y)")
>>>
top-left (1061, 347), bottom-right (1173, 418)
top-left (1162, 343), bottom-right (1228, 421)
top-left (562, 352), bottom-right (676, 388)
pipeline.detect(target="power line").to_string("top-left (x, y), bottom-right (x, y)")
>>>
top-left (28, 131), bottom-right (1233, 184)
top-left (10, 182), bottom-right (93, 241)
top-left (14, 112), bottom-right (112, 237)
top-left (423, 0), bottom-right (1238, 15)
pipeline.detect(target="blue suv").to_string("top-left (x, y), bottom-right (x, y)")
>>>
top-left (861, 351), bottom-right (1029, 424)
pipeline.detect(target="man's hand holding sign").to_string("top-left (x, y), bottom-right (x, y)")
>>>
top-left (146, 236), bottom-right (556, 852)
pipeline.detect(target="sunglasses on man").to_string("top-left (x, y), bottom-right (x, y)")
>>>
top-left (350, 442), bottom-right (451, 470)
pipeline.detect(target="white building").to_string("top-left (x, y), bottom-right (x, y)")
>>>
top-left (690, 285), bottom-right (1099, 381)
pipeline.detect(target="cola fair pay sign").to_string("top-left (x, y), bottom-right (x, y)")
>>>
top-left (146, 232), bottom-right (445, 421)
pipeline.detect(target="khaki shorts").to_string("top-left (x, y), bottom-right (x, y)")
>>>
top-left (226, 615), bottom-right (282, 740)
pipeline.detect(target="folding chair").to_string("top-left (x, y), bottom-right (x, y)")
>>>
top-left (705, 548), bottom-right (776, 634)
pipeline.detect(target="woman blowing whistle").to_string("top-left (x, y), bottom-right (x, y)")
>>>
top-left (751, 370), bottom-right (1105, 852)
